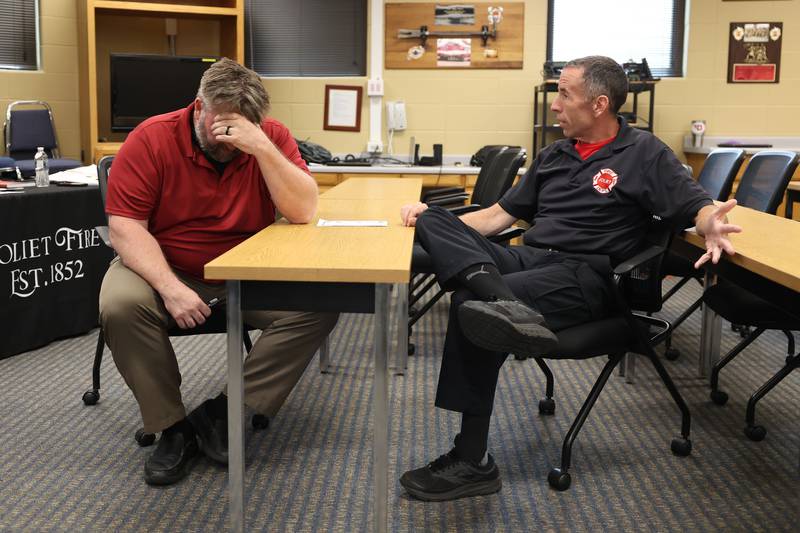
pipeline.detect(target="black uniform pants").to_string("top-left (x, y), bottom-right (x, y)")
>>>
top-left (415, 206), bottom-right (614, 416)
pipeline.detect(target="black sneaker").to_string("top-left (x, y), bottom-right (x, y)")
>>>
top-left (400, 450), bottom-right (502, 501)
top-left (144, 425), bottom-right (199, 486)
top-left (458, 299), bottom-right (558, 357)
top-left (188, 399), bottom-right (228, 465)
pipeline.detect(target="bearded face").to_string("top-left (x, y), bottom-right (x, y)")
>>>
top-left (193, 102), bottom-right (240, 163)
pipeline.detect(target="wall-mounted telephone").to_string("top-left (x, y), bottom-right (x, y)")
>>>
top-left (386, 101), bottom-right (407, 131)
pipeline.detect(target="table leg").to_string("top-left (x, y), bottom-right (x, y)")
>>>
top-left (698, 271), bottom-right (721, 378)
top-left (373, 283), bottom-right (390, 533)
top-left (393, 282), bottom-right (408, 375)
top-left (227, 280), bottom-right (245, 533)
top-left (318, 335), bottom-right (331, 373)
top-left (624, 352), bottom-right (636, 384)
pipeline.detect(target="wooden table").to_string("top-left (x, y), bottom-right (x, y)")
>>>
top-left (205, 178), bottom-right (422, 533)
top-left (672, 205), bottom-right (800, 376)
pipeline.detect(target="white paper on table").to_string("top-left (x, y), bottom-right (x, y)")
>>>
top-left (317, 218), bottom-right (388, 227)
top-left (49, 164), bottom-right (99, 185)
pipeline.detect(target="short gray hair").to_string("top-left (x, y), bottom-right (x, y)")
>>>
top-left (197, 57), bottom-right (270, 123)
top-left (565, 56), bottom-right (628, 114)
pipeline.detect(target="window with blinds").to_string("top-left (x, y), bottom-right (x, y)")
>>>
top-left (245, 0), bottom-right (367, 77)
top-left (547, 0), bottom-right (686, 78)
top-left (0, 0), bottom-right (38, 71)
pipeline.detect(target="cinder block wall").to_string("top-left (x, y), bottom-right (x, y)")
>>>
top-left (3, 1), bottom-right (798, 162)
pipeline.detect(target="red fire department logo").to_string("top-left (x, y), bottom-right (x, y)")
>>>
top-left (592, 168), bottom-right (618, 194)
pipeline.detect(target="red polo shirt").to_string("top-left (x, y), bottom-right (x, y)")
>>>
top-left (106, 103), bottom-right (309, 280)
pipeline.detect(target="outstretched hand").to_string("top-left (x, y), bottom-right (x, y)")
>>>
top-left (694, 199), bottom-right (742, 269)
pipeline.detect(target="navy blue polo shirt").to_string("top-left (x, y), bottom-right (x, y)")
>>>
top-left (499, 118), bottom-right (712, 265)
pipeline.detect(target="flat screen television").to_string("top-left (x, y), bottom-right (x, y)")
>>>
top-left (110, 54), bottom-right (217, 132)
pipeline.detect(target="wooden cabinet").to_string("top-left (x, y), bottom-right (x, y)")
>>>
top-left (77, 1), bottom-right (244, 163)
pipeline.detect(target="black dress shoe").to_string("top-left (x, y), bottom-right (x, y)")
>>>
top-left (188, 399), bottom-right (228, 465)
top-left (458, 299), bottom-right (558, 358)
top-left (400, 449), bottom-right (501, 501)
top-left (144, 427), bottom-right (198, 486)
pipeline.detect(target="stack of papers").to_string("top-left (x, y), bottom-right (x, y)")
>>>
top-left (317, 219), bottom-right (388, 227)
top-left (49, 164), bottom-right (99, 185)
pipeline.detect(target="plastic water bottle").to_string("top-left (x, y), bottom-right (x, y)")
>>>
top-left (34, 147), bottom-right (49, 187)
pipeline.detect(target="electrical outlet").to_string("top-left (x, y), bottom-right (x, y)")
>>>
top-left (367, 141), bottom-right (383, 153)
top-left (367, 78), bottom-right (384, 96)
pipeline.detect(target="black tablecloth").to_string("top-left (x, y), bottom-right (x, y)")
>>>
top-left (0, 185), bottom-right (113, 359)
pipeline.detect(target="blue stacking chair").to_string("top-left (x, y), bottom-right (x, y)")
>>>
top-left (4, 100), bottom-right (82, 177)
top-left (0, 155), bottom-right (21, 180)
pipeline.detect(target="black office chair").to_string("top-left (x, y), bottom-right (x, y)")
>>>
top-left (420, 146), bottom-right (507, 207)
top-left (407, 147), bottom-right (528, 354)
top-left (532, 219), bottom-right (692, 490)
top-left (661, 148), bottom-right (746, 359)
top-left (699, 151), bottom-right (800, 441)
top-left (704, 282), bottom-right (799, 442)
top-left (3, 100), bottom-right (82, 177)
top-left (82, 156), bottom-right (262, 446)
top-left (663, 150), bottom-right (794, 357)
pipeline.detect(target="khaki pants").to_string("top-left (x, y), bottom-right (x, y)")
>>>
top-left (99, 257), bottom-right (338, 434)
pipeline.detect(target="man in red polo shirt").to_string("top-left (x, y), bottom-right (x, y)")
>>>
top-left (99, 58), bottom-right (338, 485)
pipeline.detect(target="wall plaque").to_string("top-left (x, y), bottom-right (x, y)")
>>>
top-left (727, 22), bottom-right (782, 83)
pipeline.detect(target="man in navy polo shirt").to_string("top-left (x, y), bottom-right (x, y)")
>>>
top-left (398, 55), bottom-right (741, 501)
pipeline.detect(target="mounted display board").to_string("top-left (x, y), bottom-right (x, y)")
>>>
top-left (727, 22), bottom-right (783, 83)
top-left (386, 3), bottom-right (524, 69)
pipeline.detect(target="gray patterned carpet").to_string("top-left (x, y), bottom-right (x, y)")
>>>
top-left (0, 279), bottom-right (798, 532)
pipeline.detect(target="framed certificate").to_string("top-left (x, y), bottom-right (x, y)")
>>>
top-left (323, 85), bottom-right (363, 132)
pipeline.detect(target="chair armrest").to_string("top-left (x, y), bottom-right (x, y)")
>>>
top-left (487, 226), bottom-right (524, 244)
top-left (427, 193), bottom-right (470, 207)
top-left (422, 186), bottom-right (465, 202)
top-left (613, 244), bottom-right (665, 277)
top-left (447, 203), bottom-right (482, 215)
top-left (95, 225), bottom-right (111, 248)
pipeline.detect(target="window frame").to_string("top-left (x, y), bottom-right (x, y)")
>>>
top-left (545, 0), bottom-right (687, 78)
top-left (244, 0), bottom-right (367, 78)
top-left (0, 0), bottom-right (40, 71)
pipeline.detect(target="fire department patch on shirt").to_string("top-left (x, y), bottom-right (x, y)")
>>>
top-left (592, 168), bottom-right (618, 194)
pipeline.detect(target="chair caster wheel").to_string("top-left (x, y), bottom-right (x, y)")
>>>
top-left (664, 347), bottom-right (680, 361)
top-left (135, 428), bottom-right (156, 447)
top-left (710, 390), bottom-right (728, 405)
top-left (744, 425), bottom-right (766, 441)
top-left (82, 390), bottom-right (99, 406)
top-left (252, 414), bottom-right (270, 430)
top-left (547, 468), bottom-right (571, 491)
top-left (408, 343), bottom-right (416, 355)
top-left (670, 437), bottom-right (692, 456)
top-left (514, 354), bottom-right (526, 361)
top-left (538, 398), bottom-right (555, 416)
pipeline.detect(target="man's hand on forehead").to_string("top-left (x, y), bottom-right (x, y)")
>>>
top-left (211, 112), bottom-right (268, 155)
